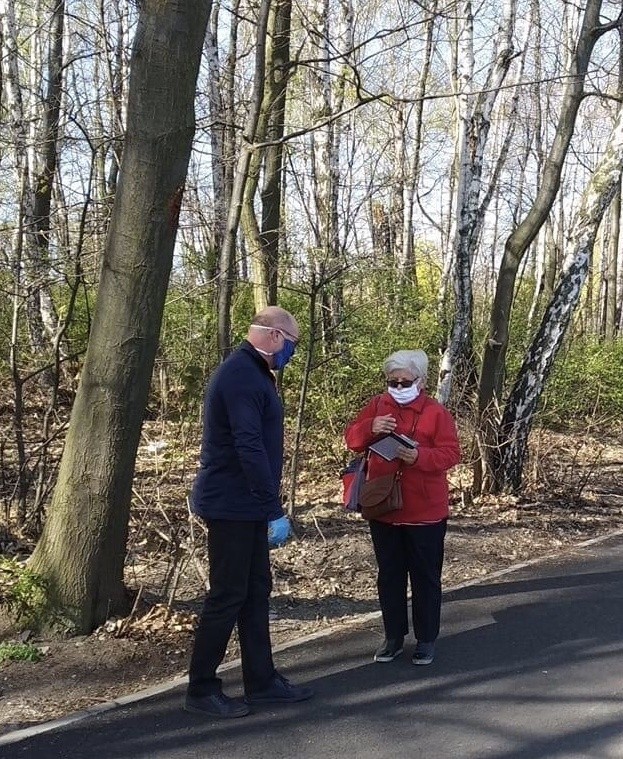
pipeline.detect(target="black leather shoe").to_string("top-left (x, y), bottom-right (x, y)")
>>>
top-left (374, 637), bottom-right (404, 662)
top-left (412, 640), bottom-right (435, 665)
top-left (245, 673), bottom-right (314, 704)
top-left (185, 692), bottom-right (250, 718)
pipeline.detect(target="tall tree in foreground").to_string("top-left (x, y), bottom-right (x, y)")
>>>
top-left (30, 0), bottom-right (211, 634)
top-left (495, 99), bottom-right (623, 491)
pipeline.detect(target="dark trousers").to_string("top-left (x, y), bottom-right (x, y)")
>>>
top-left (188, 520), bottom-right (275, 696)
top-left (369, 519), bottom-right (447, 643)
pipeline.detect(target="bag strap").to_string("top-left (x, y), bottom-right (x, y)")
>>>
top-left (394, 398), bottom-right (428, 478)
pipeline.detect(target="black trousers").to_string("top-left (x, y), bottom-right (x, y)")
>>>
top-left (369, 519), bottom-right (447, 643)
top-left (187, 520), bottom-right (275, 696)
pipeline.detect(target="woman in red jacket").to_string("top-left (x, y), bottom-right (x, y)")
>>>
top-left (345, 349), bottom-right (461, 665)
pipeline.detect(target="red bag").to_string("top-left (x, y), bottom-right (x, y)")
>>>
top-left (341, 457), bottom-right (367, 512)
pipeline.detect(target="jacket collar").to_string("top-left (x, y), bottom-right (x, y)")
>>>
top-left (239, 340), bottom-right (276, 380)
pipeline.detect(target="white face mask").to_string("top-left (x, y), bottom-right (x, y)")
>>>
top-left (387, 384), bottom-right (420, 405)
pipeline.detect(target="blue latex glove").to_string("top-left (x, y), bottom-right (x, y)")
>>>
top-left (268, 516), bottom-right (291, 548)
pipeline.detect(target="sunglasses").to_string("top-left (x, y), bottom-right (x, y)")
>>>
top-left (387, 379), bottom-right (416, 388)
top-left (252, 324), bottom-right (300, 346)
top-left (277, 328), bottom-right (300, 347)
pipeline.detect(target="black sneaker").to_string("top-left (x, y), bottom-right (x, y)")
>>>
top-left (374, 637), bottom-right (404, 663)
top-left (412, 641), bottom-right (435, 665)
top-left (185, 692), bottom-right (251, 718)
top-left (245, 672), bottom-right (314, 704)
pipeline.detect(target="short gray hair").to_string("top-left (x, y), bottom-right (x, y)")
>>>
top-left (383, 349), bottom-right (428, 379)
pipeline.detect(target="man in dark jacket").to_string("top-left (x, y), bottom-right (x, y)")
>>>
top-left (185, 306), bottom-right (314, 719)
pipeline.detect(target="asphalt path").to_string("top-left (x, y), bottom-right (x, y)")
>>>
top-left (2, 533), bottom-right (623, 759)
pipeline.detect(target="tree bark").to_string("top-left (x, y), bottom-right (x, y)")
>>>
top-left (240, 0), bottom-right (292, 311)
top-left (205, 0), bottom-right (238, 284)
top-left (605, 27), bottom-right (623, 340)
top-left (217, 0), bottom-right (271, 358)
top-left (307, 0), bottom-right (345, 349)
top-left (30, 0), bottom-right (211, 633)
top-left (477, 0), bottom-right (618, 491)
top-left (25, 0), bottom-right (65, 352)
top-left (478, 0), bottom-right (609, 412)
top-left (402, 2), bottom-right (437, 275)
top-left (605, 184), bottom-right (621, 339)
top-left (496, 100), bottom-right (623, 491)
top-left (260, 0), bottom-right (292, 306)
top-left (437, 0), bottom-right (517, 406)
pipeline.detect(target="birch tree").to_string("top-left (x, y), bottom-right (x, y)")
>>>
top-left (477, 0), bottom-right (619, 482)
top-left (437, 0), bottom-right (519, 405)
top-left (0, 0), bottom-right (64, 362)
top-left (602, 27), bottom-right (623, 340)
top-left (496, 99), bottom-right (623, 490)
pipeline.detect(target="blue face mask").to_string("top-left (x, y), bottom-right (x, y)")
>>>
top-left (252, 324), bottom-right (298, 369)
top-left (273, 338), bottom-right (296, 370)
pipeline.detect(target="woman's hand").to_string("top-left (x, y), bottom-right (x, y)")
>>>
top-left (396, 444), bottom-right (419, 465)
top-left (372, 414), bottom-right (397, 436)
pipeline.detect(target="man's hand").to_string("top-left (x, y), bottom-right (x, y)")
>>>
top-left (268, 516), bottom-right (291, 548)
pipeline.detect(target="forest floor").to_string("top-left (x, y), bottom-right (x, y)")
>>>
top-left (1, 425), bottom-right (623, 736)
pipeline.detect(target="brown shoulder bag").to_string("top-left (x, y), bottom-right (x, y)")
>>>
top-left (359, 470), bottom-right (403, 520)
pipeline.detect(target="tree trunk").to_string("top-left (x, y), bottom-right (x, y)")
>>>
top-left (495, 101), bottom-right (623, 491)
top-left (307, 0), bottom-right (344, 349)
top-left (205, 0), bottom-right (238, 284)
top-left (437, 0), bottom-right (516, 406)
top-left (30, 0), bottom-right (211, 634)
top-left (605, 184), bottom-right (621, 339)
top-left (260, 0), bottom-right (292, 306)
top-left (390, 103), bottom-right (405, 277)
top-left (25, 0), bottom-right (65, 352)
top-left (605, 28), bottom-right (623, 340)
top-left (478, 0), bottom-right (608, 413)
top-left (402, 2), bottom-right (437, 275)
top-left (477, 0), bottom-right (616, 491)
top-left (240, 0), bottom-right (292, 312)
top-left (217, 0), bottom-right (271, 357)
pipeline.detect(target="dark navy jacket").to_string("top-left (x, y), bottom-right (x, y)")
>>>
top-left (191, 341), bottom-right (285, 522)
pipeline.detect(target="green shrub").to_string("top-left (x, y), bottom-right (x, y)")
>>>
top-left (0, 641), bottom-right (43, 664)
top-left (542, 337), bottom-right (623, 427)
top-left (0, 557), bottom-right (52, 631)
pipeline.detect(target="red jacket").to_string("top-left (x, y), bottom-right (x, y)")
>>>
top-left (344, 391), bottom-right (461, 524)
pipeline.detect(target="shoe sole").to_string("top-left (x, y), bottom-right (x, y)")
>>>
top-left (245, 693), bottom-right (314, 705)
top-left (184, 704), bottom-right (251, 718)
top-left (412, 657), bottom-right (434, 665)
top-left (374, 648), bottom-right (404, 663)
